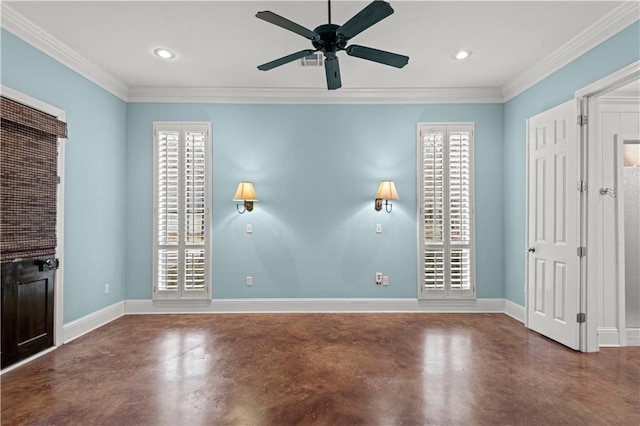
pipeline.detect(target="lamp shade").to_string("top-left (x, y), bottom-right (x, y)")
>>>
top-left (375, 181), bottom-right (399, 200)
top-left (233, 182), bottom-right (257, 201)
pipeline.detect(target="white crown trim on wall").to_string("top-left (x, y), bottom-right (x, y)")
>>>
top-left (126, 86), bottom-right (504, 104)
top-left (2, 3), bottom-right (638, 104)
top-left (501, 2), bottom-right (640, 102)
top-left (1, 4), bottom-right (129, 101)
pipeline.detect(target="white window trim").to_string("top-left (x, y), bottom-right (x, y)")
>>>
top-left (152, 122), bottom-right (212, 301)
top-left (417, 122), bottom-right (476, 299)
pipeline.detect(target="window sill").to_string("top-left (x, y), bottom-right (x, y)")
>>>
top-left (152, 299), bottom-right (212, 308)
top-left (418, 297), bottom-right (478, 305)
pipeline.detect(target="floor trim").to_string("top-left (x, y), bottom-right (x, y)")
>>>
top-left (598, 327), bottom-right (622, 347)
top-left (62, 301), bottom-right (125, 344)
top-left (504, 299), bottom-right (525, 323)
top-left (125, 298), bottom-right (506, 314)
top-left (625, 328), bottom-right (640, 346)
top-left (0, 346), bottom-right (57, 375)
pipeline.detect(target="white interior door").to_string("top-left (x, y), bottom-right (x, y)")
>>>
top-left (527, 100), bottom-right (581, 350)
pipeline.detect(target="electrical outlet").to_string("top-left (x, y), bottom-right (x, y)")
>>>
top-left (246, 276), bottom-right (253, 286)
top-left (383, 276), bottom-right (389, 286)
top-left (375, 272), bottom-right (383, 285)
top-left (104, 283), bottom-right (110, 294)
top-left (376, 224), bottom-right (382, 234)
top-left (246, 224), bottom-right (253, 234)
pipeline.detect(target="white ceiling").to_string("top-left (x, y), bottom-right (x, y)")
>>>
top-left (2, 1), bottom-right (630, 97)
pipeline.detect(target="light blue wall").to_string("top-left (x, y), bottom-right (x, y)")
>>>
top-left (1, 30), bottom-right (128, 322)
top-left (503, 21), bottom-right (640, 305)
top-left (127, 103), bottom-right (504, 299)
top-left (14, 19), bottom-right (636, 316)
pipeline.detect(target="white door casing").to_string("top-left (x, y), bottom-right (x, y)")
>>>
top-left (0, 85), bottom-right (65, 348)
top-left (577, 61), bottom-right (640, 352)
top-left (526, 100), bottom-right (581, 350)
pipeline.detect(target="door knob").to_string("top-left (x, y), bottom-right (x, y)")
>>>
top-left (36, 258), bottom-right (58, 271)
top-left (528, 247), bottom-right (535, 253)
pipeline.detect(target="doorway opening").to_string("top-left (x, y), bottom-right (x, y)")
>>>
top-left (0, 86), bottom-right (66, 372)
top-left (525, 61), bottom-right (639, 352)
top-left (577, 61), bottom-right (639, 351)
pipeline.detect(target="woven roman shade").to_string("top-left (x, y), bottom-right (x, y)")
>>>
top-left (1, 96), bottom-right (67, 262)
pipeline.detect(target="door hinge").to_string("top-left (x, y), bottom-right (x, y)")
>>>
top-left (577, 313), bottom-right (586, 323)
top-left (577, 246), bottom-right (587, 257)
top-left (578, 115), bottom-right (588, 126)
top-left (578, 181), bottom-right (587, 192)
top-left (56, 176), bottom-right (61, 184)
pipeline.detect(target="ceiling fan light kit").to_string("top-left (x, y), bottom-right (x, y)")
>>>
top-left (256, 0), bottom-right (409, 90)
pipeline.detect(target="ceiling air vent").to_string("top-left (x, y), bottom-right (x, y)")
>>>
top-left (299, 53), bottom-right (323, 67)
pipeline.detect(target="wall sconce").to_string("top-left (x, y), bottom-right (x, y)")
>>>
top-left (375, 180), bottom-right (399, 213)
top-left (233, 182), bottom-right (257, 214)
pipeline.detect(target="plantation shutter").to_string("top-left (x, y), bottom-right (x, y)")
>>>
top-left (154, 123), bottom-right (210, 300)
top-left (157, 128), bottom-right (180, 291)
top-left (423, 126), bottom-right (446, 290)
top-left (420, 124), bottom-right (474, 298)
top-left (184, 130), bottom-right (206, 291)
top-left (0, 96), bottom-right (66, 263)
top-left (448, 129), bottom-right (472, 291)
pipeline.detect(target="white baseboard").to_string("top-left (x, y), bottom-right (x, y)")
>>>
top-left (125, 298), bottom-right (506, 314)
top-left (0, 346), bottom-right (57, 375)
top-left (503, 299), bottom-right (526, 323)
top-left (62, 301), bottom-right (125, 343)
top-left (598, 327), bottom-right (622, 347)
top-left (626, 328), bottom-right (640, 346)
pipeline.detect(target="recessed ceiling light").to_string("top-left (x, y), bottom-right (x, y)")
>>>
top-left (453, 50), bottom-right (472, 60)
top-left (153, 48), bottom-right (175, 59)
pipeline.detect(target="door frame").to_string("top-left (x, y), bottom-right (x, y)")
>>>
top-left (575, 60), bottom-right (640, 352)
top-left (1, 85), bottom-right (66, 348)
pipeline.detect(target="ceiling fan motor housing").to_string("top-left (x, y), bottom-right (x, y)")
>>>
top-left (312, 24), bottom-right (348, 54)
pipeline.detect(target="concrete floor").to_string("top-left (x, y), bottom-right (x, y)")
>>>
top-left (1, 313), bottom-right (639, 425)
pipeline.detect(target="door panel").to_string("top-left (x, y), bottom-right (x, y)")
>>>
top-left (527, 100), bottom-right (580, 350)
top-left (1, 258), bottom-right (55, 369)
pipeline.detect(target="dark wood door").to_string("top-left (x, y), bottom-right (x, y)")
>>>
top-left (1, 258), bottom-right (55, 369)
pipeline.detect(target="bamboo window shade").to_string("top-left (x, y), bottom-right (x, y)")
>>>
top-left (1, 96), bottom-right (67, 262)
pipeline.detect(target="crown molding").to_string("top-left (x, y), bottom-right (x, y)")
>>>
top-left (1, 4), bottom-right (129, 101)
top-left (502, 2), bottom-right (640, 102)
top-left (3, 2), bottom-right (637, 105)
top-left (127, 86), bottom-right (504, 104)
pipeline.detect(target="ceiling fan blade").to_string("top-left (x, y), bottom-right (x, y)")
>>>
top-left (337, 1), bottom-right (394, 40)
top-left (346, 45), bottom-right (409, 68)
top-left (258, 50), bottom-right (317, 71)
top-left (325, 55), bottom-right (342, 90)
top-left (256, 11), bottom-right (319, 41)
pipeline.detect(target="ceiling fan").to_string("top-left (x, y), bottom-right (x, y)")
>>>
top-left (255, 0), bottom-right (409, 90)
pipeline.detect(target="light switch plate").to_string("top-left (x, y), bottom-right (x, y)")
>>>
top-left (383, 276), bottom-right (389, 286)
top-left (376, 224), bottom-right (382, 234)
top-left (246, 224), bottom-right (253, 234)
top-left (246, 276), bottom-right (253, 286)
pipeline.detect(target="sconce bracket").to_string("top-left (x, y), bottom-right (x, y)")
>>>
top-left (375, 198), bottom-right (383, 211)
